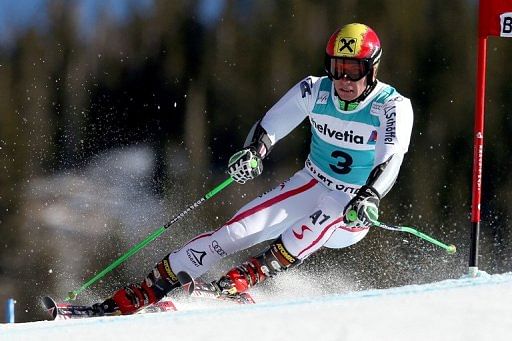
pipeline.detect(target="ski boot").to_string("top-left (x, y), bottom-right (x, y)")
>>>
top-left (95, 253), bottom-right (181, 315)
top-left (213, 237), bottom-right (300, 295)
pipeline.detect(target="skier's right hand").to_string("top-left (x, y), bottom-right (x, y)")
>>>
top-left (228, 148), bottom-right (263, 184)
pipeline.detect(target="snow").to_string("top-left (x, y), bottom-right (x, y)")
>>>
top-left (2, 272), bottom-right (512, 341)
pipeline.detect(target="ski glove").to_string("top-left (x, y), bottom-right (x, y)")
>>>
top-left (228, 148), bottom-right (263, 184)
top-left (343, 185), bottom-right (380, 227)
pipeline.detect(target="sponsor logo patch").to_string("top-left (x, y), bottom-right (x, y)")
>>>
top-left (186, 249), bottom-right (207, 267)
top-left (370, 102), bottom-right (383, 116)
top-left (310, 118), bottom-right (364, 144)
top-left (276, 243), bottom-right (296, 264)
top-left (300, 78), bottom-right (312, 98)
top-left (163, 260), bottom-right (179, 283)
top-left (316, 91), bottom-right (329, 104)
top-left (336, 37), bottom-right (357, 55)
top-left (367, 130), bottom-right (378, 144)
top-left (210, 240), bottom-right (228, 257)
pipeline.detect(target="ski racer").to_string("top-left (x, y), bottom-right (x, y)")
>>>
top-left (94, 22), bottom-right (414, 315)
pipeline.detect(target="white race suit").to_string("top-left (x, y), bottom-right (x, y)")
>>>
top-left (169, 76), bottom-right (414, 279)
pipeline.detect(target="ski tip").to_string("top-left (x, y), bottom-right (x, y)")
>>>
top-left (42, 296), bottom-right (58, 320)
top-left (177, 271), bottom-right (195, 296)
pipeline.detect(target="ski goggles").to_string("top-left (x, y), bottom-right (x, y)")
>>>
top-left (326, 57), bottom-right (372, 81)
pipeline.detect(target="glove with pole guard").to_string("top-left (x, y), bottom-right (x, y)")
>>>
top-left (343, 185), bottom-right (380, 227)
top-left (228, 148), bottom-right (263, 184)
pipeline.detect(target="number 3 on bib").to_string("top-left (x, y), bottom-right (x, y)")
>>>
top-left (329, 150), bottom-right (353, 174)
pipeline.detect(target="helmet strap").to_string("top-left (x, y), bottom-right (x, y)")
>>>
top-left (360, 71), bottom-right (378, 99)
top-left (356, 66), bottom-right (378, 101)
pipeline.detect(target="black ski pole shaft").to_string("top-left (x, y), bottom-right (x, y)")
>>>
top-left (65, 177), bottom-right (234, 301)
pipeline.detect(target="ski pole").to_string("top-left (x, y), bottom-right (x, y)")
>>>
top-left (373, 221), bottom-right (457, 254)
top-left (65, 176), bottom-right (234, 301)
top-left (346, 210), bottom-right (457, 254)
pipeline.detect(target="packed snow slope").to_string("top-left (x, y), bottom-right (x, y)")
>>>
top-left (2, 272), bottom-right (512, 341)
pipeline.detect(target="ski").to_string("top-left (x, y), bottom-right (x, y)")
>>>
top-left (177, 271), bottom-right (255, 305)
top-left (42, 272), bottom-right (254, 320)
top-left (42, 296), bottom-right (177, 320)
top-left (42, 296), bottom-right (100, 320)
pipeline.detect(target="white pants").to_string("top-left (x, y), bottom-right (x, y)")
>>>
top-left (169, 169), bottom-right (369, 278)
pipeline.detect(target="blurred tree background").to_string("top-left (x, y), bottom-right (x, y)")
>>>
top-left (0, 0), bottom-right (511, 322)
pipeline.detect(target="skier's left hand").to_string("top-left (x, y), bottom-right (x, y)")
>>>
top-left (343, 185), bottom-right (380, 227)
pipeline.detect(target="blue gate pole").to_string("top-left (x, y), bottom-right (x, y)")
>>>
top-left (6, 298), bottom-right (15, 323)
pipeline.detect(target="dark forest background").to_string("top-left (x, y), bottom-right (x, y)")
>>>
top-left (1, 0), bottom-right (511, 322)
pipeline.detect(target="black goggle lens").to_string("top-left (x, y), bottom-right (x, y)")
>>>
top-left (328, 58), bottom-right (371, 81)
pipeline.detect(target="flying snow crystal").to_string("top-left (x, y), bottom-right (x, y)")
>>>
top-left (174, 102), bottom-right (177, 108)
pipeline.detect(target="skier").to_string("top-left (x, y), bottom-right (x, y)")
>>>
top-left (94, 23), bottom-right (414, 315)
